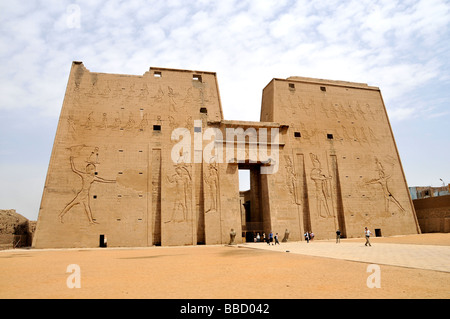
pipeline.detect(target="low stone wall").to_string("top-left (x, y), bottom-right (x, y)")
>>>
top-left (413, 196), bottom-right (450, 233)
top-left (0, 209), bottom-right (36, 249)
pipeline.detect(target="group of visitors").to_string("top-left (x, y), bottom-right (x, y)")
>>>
top-left (251, 227), bottom-right (374, 246)
top-left (253, 231), bottom-right (280, 245)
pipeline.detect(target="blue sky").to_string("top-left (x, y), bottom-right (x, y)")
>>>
top-left (1, 0), bottom-right (449, 220)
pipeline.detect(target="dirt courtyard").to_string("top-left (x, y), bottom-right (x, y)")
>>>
top-left (0, 233), bottom-right (449, 299)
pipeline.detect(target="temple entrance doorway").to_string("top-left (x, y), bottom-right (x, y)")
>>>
top-left (238, 165), bottom-right (266, 242)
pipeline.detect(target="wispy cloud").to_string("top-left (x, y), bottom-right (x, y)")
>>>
top-left (0, 0), bottom-right (449, 219)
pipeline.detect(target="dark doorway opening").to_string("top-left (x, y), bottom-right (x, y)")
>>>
top-left (375, 229), bottom-right (382, 237)
top-left (239, 165), bottom-right (266, 242)
top-left (99, 234), bottom-right (107, 247)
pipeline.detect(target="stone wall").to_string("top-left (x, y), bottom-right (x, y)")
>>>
top-left (414, 195), bottom-right (450, 233)
top-left (0, 210), bottom-right (36, 249)
top-left (32, 62), bottom-right (421, 248)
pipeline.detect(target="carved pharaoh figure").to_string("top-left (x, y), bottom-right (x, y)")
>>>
top-left (365, 158), bottom-right (405, 214)
top-left (59, 156), bottom-right (115, 224)
top-left (309, 153), bottom-right (333, 218)
top-left (166, 164), bottom-right (192, 223)
top-left (285, 156), bottom-right (301, 205)
top-left (204, 162), bottom-right (219, 213)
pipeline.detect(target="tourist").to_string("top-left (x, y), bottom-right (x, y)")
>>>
top-left (310, 232), bottom-right (315, 241)
top-left (364, 227), bottom-right (373, 246)
top-left (274, 233), bottom-right (280, 245)
top-left (269, 231), bottom-right (274, 245)
top-left (304, 231), bottom-right (310, 243)
top-left (256, 233), bottom-right (260, 242)
top-left (336, 229), bottom-right (341, 243)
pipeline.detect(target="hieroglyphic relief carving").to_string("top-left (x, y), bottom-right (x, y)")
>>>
top-left (122, 112), bottom-right (135, 131)
top-left (138, 113), bottom-right (149, 131)
top-left (67, 115), bottom-right (77, 138)
top-left (59, 146), bottom-right (116, 224)
top-left (110, 112), bottom-right (121, 131)
top-left (98, 113), bottom-right (108, 129)
top-left (309, 153), bottom-right (333, 218)
top-left (204, 161), bottom-right (219, 213)
top-left (165, 163), bottom-right (192, 223)
top-left (87, 146), bottom-right (100, 164)
top-left (364, 103), bottom-right (376, 120)
top-left (355, 102), bottom-right (366, 120)
top-left (100, 81), bottom-right (111, 96)
top-left (77, 110), bottom-right (154, 133)
top-left (365, 158), bottom-right (405, 214)
top-left (297, 96), bottom-right (311, 116)
top-left (328, 102), bottom-right (339, 118)
top-left (285, 156), bottom-right (301, 205)
top-left (139, 83), bottom-right (149, 99)
top-left (153, 85), bottom-right (164, 102)
top-left (320, 101), bottom-right (330, 118)
top-left (168, 115), bottom-right (178, 131)
top-left (351, 126), bottom-right (362, 145)
top-left (83, 112), bottom-right (95, 130)
top-left (168, 86), bottom-right (178, 111)
top-left (359, 126), bottom-right (368, 143)
top-left (182, 88), bottom-right (194, 108)
top-left (346, 101), bottom-right (357, 120)
top-left (298, 122), bottom-right (317, 142)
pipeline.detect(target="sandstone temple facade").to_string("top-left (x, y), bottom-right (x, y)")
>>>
top-left (32, 62), bottom-right (420, 248)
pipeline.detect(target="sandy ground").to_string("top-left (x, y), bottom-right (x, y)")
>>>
top-left (0, 233), bottom-right (449, 299)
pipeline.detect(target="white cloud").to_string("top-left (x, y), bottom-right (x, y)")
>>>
top-left (0, 0), bottom-right (449, 219)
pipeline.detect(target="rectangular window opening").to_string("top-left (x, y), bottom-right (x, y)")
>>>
top-left (327, 133), bottom-right (334, 139)
top-left (320, 86), bottom-right (327, 92)
top-left (294, 132), bottom-right (301, 138)
top-left (289, 83), bottom-right (295, 89)
top-left (193, 74), bottom-right (202, 82)
top-left (200, 107), bottom-right (207, 114)
top-left (153, 125), bottom-right (161, 131)
top-left (154, 71), bottom-right (162, 78)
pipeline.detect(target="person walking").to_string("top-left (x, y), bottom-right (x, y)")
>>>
top-left (269, 231), bottom-right (274, 245)
top-left (304, 231), bottom-right (310, 243)
top-left (364, 227), bottom-right (373, 246)
top-left (274, 233), bottom-right (280, 245)
top-left (336, 229), bottom-right (341, 243)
